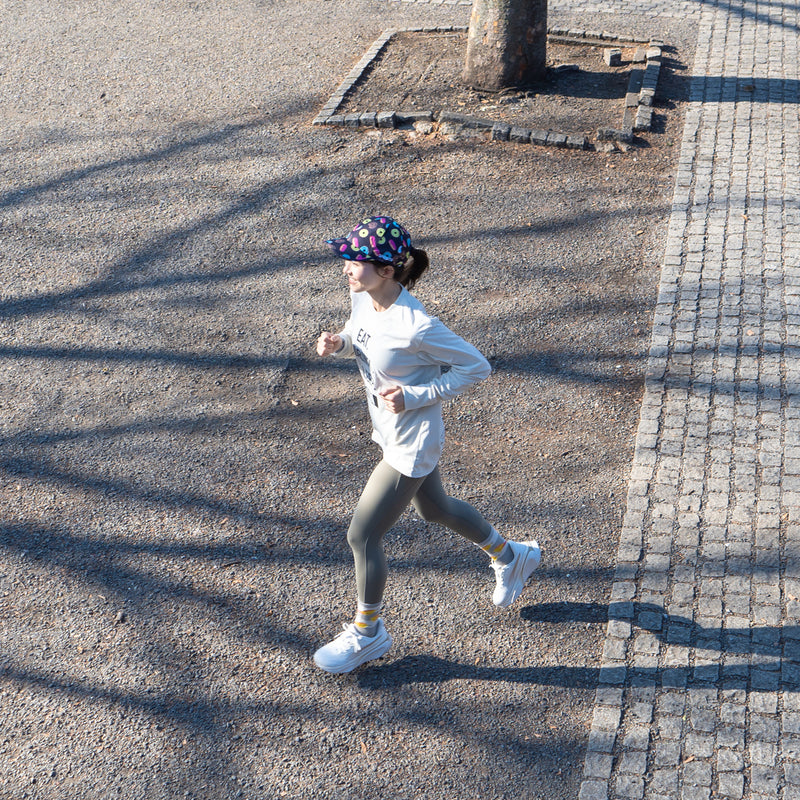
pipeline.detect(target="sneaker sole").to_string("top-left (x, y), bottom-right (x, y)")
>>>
top-left (313, 634), bottom-right (393, 674)
top-left (495, 540), bottom-right (541, 608)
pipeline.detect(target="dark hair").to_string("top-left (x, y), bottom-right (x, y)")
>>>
top-left (393, 247), bottom-right (429, 289)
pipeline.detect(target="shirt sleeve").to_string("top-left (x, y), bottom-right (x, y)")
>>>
top-left (402, 319), bottom-right (491, 410)
top-left (334, 325), bottom-right (354, 358)
top-left (333, 306), bottom-right (356, 358)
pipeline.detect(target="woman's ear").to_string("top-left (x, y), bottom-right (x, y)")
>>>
top-left (377, 263), bottom-right (395, 280)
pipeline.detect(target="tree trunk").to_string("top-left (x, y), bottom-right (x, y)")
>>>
top-left (462, 0), bottom-right (548, 91)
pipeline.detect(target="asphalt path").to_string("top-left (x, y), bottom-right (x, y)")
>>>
top-left (0, 1), bottom-right (695, 798)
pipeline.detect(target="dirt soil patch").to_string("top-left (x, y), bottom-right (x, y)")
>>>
top-left (340, 30), bottom-right (649, 138)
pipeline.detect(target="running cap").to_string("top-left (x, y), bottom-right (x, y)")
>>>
top-left (325, 216), bottom-right (412, 264)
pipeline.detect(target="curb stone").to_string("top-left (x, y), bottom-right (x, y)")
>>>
top-left (313, 27), bottom-right (667, 151)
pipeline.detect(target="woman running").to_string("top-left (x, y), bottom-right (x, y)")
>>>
top-left (313, 216), bottom-right (541, 674)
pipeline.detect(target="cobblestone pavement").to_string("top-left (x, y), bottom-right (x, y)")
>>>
top-left (383, 0), bottom-right (702, 20)
top-left (579, 0), bottom-right (800, 798)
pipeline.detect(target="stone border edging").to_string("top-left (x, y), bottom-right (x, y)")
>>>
top-left (312, 27), bottom-right (666, 151)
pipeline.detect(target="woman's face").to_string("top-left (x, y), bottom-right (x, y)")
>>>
top-left (342, 259), bottom-right (392, 293)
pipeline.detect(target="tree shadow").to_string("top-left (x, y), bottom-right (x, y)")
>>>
top-left (356, 599), bottom-right (799, 693)
top-left (688, 0), bottom-right (800, 34)
top-left (0, 63), bottom-right (677, 800)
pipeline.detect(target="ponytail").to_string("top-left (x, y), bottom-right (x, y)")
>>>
top-left (394, 247), bottom-right (429, 289)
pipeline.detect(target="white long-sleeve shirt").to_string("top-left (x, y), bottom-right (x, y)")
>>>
top-left (335, 286), bottom-right (491, 477)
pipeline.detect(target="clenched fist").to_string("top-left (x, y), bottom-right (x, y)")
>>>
top-left (316, 331), bottom-right (343, 357)
top-left (379, 386), bottom-right (405, 414)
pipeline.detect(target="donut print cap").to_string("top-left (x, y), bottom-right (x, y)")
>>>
top-left (325, 216), bottom-right (412, 264)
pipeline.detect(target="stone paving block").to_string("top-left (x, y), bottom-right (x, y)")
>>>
top-left (689, 708), bottom-right (717, 732)
top-left (491, 122), bottom-right (511, 141)
top-left (717, 771), bottom-right (744, 798)
top-left (720, 703), bottom-right (746, 726)
top-left (376, 111), bottom-right (397, 128)
top-left (608, 600), bottom-right (634, 620)
top-left (578, 780), bottom-right (608, 800)
top-left (623, 725), bottom-right (650, 750)
top-left (650, 769), bottom-right (679, 796)
top-left (750, 764), bottom-right (780, 794)
top-left (661, 668), bottom-right (688, 689)
top-left (655, 739), bottom-right (681, 767)
top-left (683, 760), bottom-right (712, 786)
top-left (530, 129), bottom-right (549, 145)
top-left (752, 670), bottom-right (780, 691)
top-left (784, 713), bottom-right (800, 735)
top-left (782, 736), bottom-right (800, 760)
top-left (787, 761), bottom-right (800, 785)
top-left (783, 784), bottom-right (800, 800)
top-left (587, 726), bottom-right (616, 753)
top-left (584, 751), bottom-right (614, 779)
top-left (630, 702), bottom-right (653, 724)
top-left (717, 749), bottom-right (744, 771)
top-left (681, 787), bottom-right (710, 800)
top-left (619, 749), bottom-right (647, 775)
top-left (750, 740), bottom-right (777, 765)
top-left (684, 733), bottom-right (714, 758)
top-left (633, 653), bottom-right (658, 670)
top-left (658, 693), bottom-right (686, 715)
top-left (614, 774), bottom-right (644, 799)
top-left (716, 726), bottom-right (745, 750)
top-left (545, 131), bottom-right (567, 147)
top-left (566, 134), bottom-right (587, 150)
top-left (592, 705), bottom-right (621, 730)
top-left (603, 638), bottom-right (627, 660)
top-left (595, 686), bottom-right (624, 706)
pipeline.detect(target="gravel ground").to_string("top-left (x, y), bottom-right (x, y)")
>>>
top-left (0, 1), bottom-right (694, 798)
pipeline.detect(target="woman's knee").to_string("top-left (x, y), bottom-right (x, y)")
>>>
top-left (346, 520), bottom-right (369, 553)
top-left (413, 495), bottom-right (447, 524)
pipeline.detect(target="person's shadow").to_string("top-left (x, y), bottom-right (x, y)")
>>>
top-left (356, 601), bottom-right (796, 690)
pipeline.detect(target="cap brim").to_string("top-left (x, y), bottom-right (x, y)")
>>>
top-left (325, 237), bottom-right (349, 253)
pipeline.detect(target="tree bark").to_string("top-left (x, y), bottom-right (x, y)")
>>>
top-left (462, 0), bottom-right (548, 91)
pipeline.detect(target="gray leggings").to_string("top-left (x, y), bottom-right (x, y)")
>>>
top-left (347, 459), bottom-right (493, 604)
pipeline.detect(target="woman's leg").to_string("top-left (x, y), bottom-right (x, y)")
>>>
top-left (347, 459), bottom-right (425, 605)
top-left (410, 466), bottom-right (494, 545)
top-left (313, 460), bottom-right (424, 674)
top-left (411, 467), bottom-right (541, 607)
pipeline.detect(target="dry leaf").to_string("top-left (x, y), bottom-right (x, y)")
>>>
top-left (360, 740), bottom-right (368, 755)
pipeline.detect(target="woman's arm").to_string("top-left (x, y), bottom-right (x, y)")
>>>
top-left (401, 320), bottom-right (491, 410)
top-left (317, 311), bottom-right (355, 358)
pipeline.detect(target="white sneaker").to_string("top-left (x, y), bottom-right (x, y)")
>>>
top-left (313, 619), bottom-right (392, 674)
top-left (491, 540), bottom-right (541, 607)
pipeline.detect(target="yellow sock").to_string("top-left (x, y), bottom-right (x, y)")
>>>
top-left (354, 601), bottom-right (382, 637)
top-left (478, 528), bottom-right (511, 564)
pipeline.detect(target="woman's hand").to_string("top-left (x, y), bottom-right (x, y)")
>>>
top-left (379, 386), bottom-right (405, 414)
top-left (316, 332), bottom-right (342, 357)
